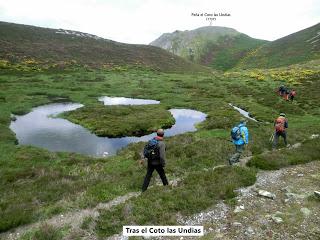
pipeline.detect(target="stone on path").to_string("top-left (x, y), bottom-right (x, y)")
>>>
top-left (271, 216), bottom-right (283, 224)
top-left (310, 134), bottom-right (319, 139)
top-left (258, 190), bottom-right (276, 199)
top-left (232, 222), bottom-right (242, 227)
top-left (289, 143), bottom-right (302, 149)
top-left (245, 226), bottom-right (255, 235)
top-left (300, 207), bottom-right (311, 217)
top-left (234, 205), bottom-right (245, 213)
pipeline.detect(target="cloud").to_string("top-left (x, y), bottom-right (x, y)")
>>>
top-left (0, 0), bottom-right (319, 43)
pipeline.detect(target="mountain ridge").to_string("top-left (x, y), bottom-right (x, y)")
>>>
top-left (236, 22), bottom-right (320, 69)
top-left (0, 21), bottom-right (206, 73)
top-left (150, 26), bottom-right (268, 70)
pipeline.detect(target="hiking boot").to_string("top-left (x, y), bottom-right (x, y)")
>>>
top-left (229, 158), bottom-right (237, 165)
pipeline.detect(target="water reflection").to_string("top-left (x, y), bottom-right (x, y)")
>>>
top-left (10, 103), bottom-right (206, 157)
top-left (99, 96), bottom-right (160, 105)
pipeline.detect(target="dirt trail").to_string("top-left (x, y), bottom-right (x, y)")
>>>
top-left (0, 192), bottom-right (140, 240)
top-left (0, 177), bottom-right (184, 240)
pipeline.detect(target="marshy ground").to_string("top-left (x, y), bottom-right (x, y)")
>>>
top-left (0, 61), bottom-right (319, 239)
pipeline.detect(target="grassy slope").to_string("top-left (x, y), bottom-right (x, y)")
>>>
top-left (237, 23), bottom-right (320, 69)
top-left (0, 59), bottom-right (319, 237)
top-left (200, 34), bottom-right (268, 70)
top-left (150, 26), bottom-right (267, 70)
top-left (0, 21), bottom-right (206, 73)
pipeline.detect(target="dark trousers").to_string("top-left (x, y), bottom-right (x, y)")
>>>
top-left (273, 131), bottom-right (287, 148)
top-left (229, 144), bottom-right (244, 165)
top-left (142, 164), bottom-right (168, 192)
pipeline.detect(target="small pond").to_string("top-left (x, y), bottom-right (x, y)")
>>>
top-left (99, 96), bottom-right (160, 105)
top-left (10, 99), bottom-right (206, 157)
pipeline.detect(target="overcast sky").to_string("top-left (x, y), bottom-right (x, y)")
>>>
top-left (0, 0), bottom-right (319, 44)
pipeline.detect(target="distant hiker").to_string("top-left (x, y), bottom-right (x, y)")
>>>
top-left (289, 89), bottom-right (296, 101)
top-left (283, 88), bottom-right (290, 101)
top-left (142, 129), bottom-right (168, 192)
top-left (272, 113), bottom-right (289, 149)
top-left (229, 118), bottom-right (249, 165)
top-left (278, 85), bottom-right (286, 96)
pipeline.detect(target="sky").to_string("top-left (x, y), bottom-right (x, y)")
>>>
top-left (0, 0), bottom-right (319, 44)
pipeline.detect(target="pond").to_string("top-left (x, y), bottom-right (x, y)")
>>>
top-left (99, 96), bottom-right (160, 105)
top-left (10, 99), bottom-right (206, 157)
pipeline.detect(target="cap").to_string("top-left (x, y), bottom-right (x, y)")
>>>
top-left (240, 118), bottom-right (246, 123)
top-left (156, 129), bottom-right (164, 136)
top-left (280, 113), bottom-right (286, 117)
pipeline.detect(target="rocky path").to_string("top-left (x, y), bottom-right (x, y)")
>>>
top-left (180, 160), bottom-right (320, 240)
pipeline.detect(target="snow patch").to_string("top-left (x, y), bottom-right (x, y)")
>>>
top-left (310, 38), bottom-right (320, 44)
top-left (306, 31), bottom-right (320, 43)
top-left (229, 103), bottom-right (258, 122)
top-left (55, 29), bottom-right (103, 40)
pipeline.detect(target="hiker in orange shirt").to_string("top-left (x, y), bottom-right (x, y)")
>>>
top-left (272, 113), bottom-right (289, 149)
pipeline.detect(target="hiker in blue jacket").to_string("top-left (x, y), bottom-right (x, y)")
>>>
top-left (229, 118), bottom-right (249, 165)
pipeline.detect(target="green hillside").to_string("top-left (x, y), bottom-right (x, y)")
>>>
top-left (0, 21), bottom-right (205, 73)
top-left (0, 21), bottom-right (320, 239)
top-left (199, 33), bottom-right (268, 70)
top-left (150, 26), bottom-right (268, 70)
top-left (237, 23), bottom-right (320, 69)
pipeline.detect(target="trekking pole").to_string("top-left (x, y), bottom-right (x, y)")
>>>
top-left (269, 132), bottom-right (274, 143)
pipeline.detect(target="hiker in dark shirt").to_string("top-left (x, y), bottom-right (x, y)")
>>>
top-left (142, 129), bottom-right (168, 192)
top-left (278, 85), bottom-right (286, 96)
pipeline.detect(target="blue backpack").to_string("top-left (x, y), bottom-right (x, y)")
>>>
top-left (143, 138), bottom-right (160, 160)
top-left (231, 126), bottom-right (241, 141)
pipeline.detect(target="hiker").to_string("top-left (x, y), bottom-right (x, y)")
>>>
top-left (229, 118), bottom-right (249, 165)
top-left (278, 85), bottom-right (286, 96)
top-left (289, 89), bottom-right (296, 101)
top-left (283, 88), bottom-right (290, 101)
top-left (142, 129), bottom-right (168, 192)
top-left (272, 113), bottom-right (289, 149)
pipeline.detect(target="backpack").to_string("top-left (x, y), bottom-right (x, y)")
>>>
top-left (231, 126), bottom-right (242, 141)
top-left (143, 138), bottom-right (160, 161)
top-left (275, 117), bottom-right (285, 132)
